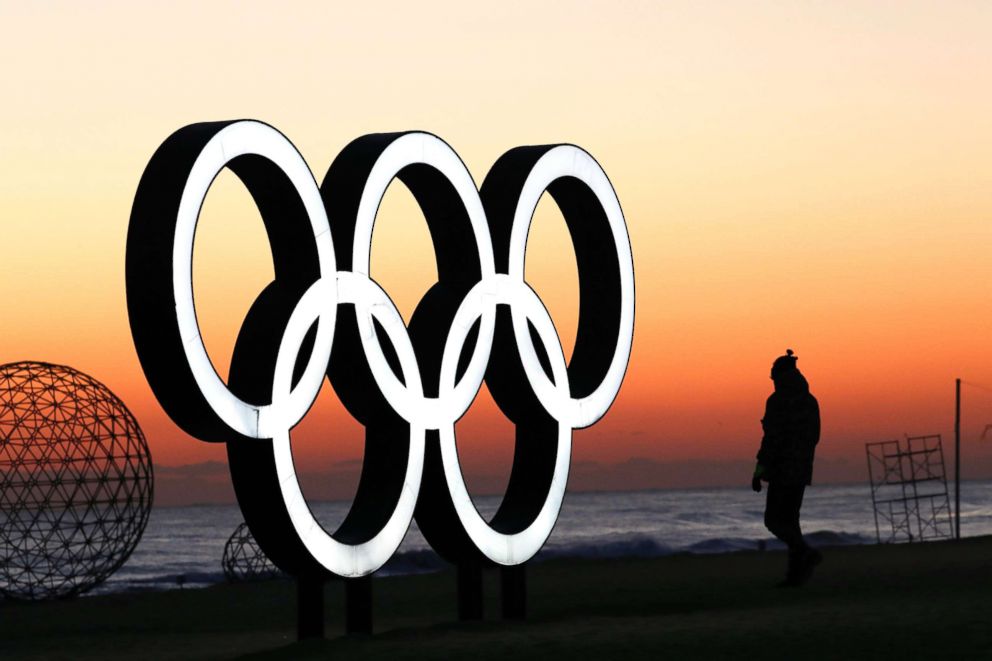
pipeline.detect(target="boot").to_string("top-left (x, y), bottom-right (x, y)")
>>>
top-left (796, 548), bottom-right (823, 585)
top-left (777, 547), bottom-right (822, 588)
top-left (777, 549), bottom-right (805, 587)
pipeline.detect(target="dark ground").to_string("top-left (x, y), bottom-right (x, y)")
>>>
top-left (3, 536), bottom-right (992, 660)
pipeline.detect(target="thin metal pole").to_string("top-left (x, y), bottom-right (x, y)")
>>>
top-left (866, 444), bottom-right (881, 543)
top-left (955, 377), bottom-right (961, 540)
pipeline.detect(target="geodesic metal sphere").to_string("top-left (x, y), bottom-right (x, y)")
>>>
top-left (222, 522), bottom-right (282, 582)
top-left (0, 361), bottom-right (153, 599)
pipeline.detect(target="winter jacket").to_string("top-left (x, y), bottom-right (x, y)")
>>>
top-left (756, 373), bottom-right (820, 485)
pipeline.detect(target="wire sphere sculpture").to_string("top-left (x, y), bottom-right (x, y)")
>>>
top-left (222, 522), bottom-right (282, 582)
top-left (0, 361), bottom-right (154, 599)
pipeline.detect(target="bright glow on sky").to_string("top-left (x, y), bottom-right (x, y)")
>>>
top-left (1, 1), bottom-right (991, 500)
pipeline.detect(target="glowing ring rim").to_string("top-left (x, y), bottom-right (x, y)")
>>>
top-left (506, 145), bottom-right (635, 429)
top-left (349, 132), bottom-right (498, 428)
top-left (437, 274), bottom-right (571, 565)
top-left (172, 120), bottom-right (337, 439)
top-left (267, 272), bottom-right (425, 577)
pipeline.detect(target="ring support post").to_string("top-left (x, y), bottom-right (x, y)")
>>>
top-left (500, 564), bottom-right (527, 620)
top-left (296, 575), bottom-right (325, 640)
top-left (457, 563), bottom-right (484, 621)
top-left (345, 576), bottom-right (374, 635)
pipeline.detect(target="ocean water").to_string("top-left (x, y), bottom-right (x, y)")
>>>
top-left (90, 479), bottom-right (992, 595)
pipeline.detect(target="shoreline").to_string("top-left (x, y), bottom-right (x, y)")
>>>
top-left (150, 477), bottom-right (890, 510)
top-left (91, 527), bottom-right (876, 596)
top-left (3, 535), bottom-right (992, 659)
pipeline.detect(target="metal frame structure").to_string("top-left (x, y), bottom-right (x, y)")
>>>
top-left (866, 435), bottom-right (953, 544)
top-left (0, 361), bottom-right (154, 599)
top-left (222, 522), bottom-right (283, 582)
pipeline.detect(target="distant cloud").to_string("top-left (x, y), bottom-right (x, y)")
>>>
top-left (155, 461), bottom-right (234, 507)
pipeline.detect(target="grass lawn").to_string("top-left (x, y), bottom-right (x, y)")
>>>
top-left (3, 536), bottom-right (991, 659)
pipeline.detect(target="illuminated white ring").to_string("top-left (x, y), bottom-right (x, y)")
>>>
top-left (507, 145), bottom-right (634, 428)
top-left (129, 122), bottom-right (636, 577)
top-left (265, 271), bottom-right (425, 577)
top-left (436, 276), bottom-right (500, 422)
top-left (438, 273), bottom-right (570, 565)
top-left (350, 132), bottom-right (497, 429)
top-left (173, 121), bottom-right (337, 438)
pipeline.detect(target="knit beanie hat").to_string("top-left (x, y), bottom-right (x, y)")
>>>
top-left (771, 349), bottom-right (799, 379)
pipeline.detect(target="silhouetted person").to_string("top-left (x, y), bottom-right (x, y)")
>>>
top-left (752, 349), bottom-right (821, 586)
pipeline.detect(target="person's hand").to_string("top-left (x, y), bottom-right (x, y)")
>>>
top-left (751, 464), bottom-right (765, 492)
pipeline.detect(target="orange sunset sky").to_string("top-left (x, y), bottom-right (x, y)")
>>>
top-left (2, 2), bottom-right (991, 504)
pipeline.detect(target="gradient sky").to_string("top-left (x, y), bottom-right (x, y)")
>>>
top-left (2, 2), bottom-right (992, 503)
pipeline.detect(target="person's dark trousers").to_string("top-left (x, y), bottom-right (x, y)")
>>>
top-left (764, 481), bottom-right (809, 562)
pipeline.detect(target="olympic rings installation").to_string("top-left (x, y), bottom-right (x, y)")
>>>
top-left (126, 121), bottom-right (634, 578)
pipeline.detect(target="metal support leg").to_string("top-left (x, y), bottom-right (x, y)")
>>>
top-left (296, 574), bottom-right (325, 640)
top-left (457, 563), bottom-right (483, 621)
top-left (500, 564), bottom-right (526, 620)
top-left (345, 575), bottom-right (374, 635)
